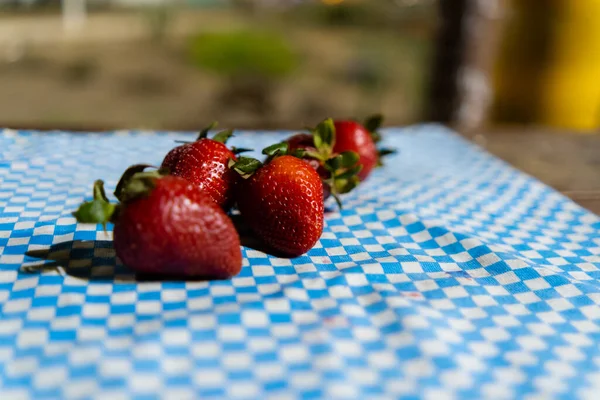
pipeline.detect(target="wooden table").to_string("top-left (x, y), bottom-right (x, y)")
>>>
top-left (466, 128), bottom-right (600, 215)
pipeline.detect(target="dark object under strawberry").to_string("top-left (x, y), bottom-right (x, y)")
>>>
top-left (73, 168), bottom-right (242, 278)
top-left (161, 122), bottom-right (247, 210)
top-left (231, 155), bottom-right (324, 257)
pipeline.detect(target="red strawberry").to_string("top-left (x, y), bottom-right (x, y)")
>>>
top-left (333, 120), bottom-right (377, 181)
top-left (285, 133), bottom-right (322, 171)
top-left (73, 169), bottom-right (242, 279)
top-left (161, 122), bottom-right (249, 210)
top-left (281, 119), bottom-right (363, 207)
top-left (231, 155), bottom-right (324, 257)
top-left (286, 133), bottom-right (314, 152)
top-left (333, 115), bottom-right (395, 181)
top-left (283, 132), bottom-right (331, 198)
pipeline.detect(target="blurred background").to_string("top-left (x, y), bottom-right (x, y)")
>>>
top-left (0, 0), bottom-right (437, 130)
top-left (1, 0), bottom-right (598, 209)
top-left (0, 0), bottom-right (599, 134)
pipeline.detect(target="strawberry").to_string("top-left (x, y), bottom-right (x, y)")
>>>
top-left (333, 114), bottom-right (395, 181)
top-left (161, 122), bottom-right (250, 210)
top-left (73, 167), bottom-right (242, 279)
top-left (281, 132), bottom-right (330, 199)
top-left (281, 119), bottom-right (362, 207)
top-left (285, 133), bottom-right (322, 171)
top-left (231, 155), bottom-right (324, 257)
top-left (333, 120), bottom-right (377, 181)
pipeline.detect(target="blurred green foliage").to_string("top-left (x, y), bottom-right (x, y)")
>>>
top-left (288, 1), bottom-right (436, 30)
top-left (188, 30), bottom-right (297, 79)
top-left (319, 3), bottom-right (368, 26)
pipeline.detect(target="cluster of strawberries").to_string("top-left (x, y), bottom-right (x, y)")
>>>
top-left (74, 116), bottom-right (393, 279)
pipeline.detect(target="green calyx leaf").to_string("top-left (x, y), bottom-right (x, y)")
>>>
top-left (335, 164), bottom-right (362, 181)
top-left (378, 148), bottom-right (396, 157)
top-left (376, 147), bottom-right (397, 167)
top-left (290, 148), bottom-right (307, 159)
top-left (303, 149), bottom-right (324, 161)
top-left (325, 155), bottom-right (340, 171)
top-left (303, 117), bottom-right (337, 162)
top-left (262, 142), bottom-right (289, 158)
top-left (364, 113), bottom-right (384, 143)
top-left (73, 198), bottom-right (117, 226)
top-left (118, 171), bottom-right (162, 203)
top-left (229, 156), bottom-right (262, 179)
top-left (115, 164), bottom-right (165, 203)
top-left (325, 151), bottom-right (359, 172)
top-left (312, 118), bottom-right (335, 152)
top-left (321, 150), bottom-right (362, 210)
top-left (340, 151), bottom-right (360, 167)
top-left (363, 114), bottom-right (383, 143)
top-left (334, 175), bottom-right (360, 195)
top-left (212, 129), bottom-right (234, 144)
top-left (114, 164), bottom-right (155, 201)
top-left (371, 130), bottom-right (382, 144)
top-left (196, 121), bottom-right (218, 141)
top-left (73, 180), bottom-right (118, 228)
top-left (231, 147), bottom-right (253, 155)
top-left (364, 113), bottom-right (383, 133)
top-left (324, 151), bottom-right (359, 174)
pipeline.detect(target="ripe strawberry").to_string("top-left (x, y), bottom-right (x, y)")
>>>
top-left (73, 168), bottom-right (242, 279)
top-left (285, 133), bottom-right (322, 171)
top-left (333, 120), bottom-right (377, 181)
top-left (282, 132), bottom-right (331, 198)
top-left (231, 155), bottom-right (324, 257)
top-left (161, 122), bottom-right (249, 210)
top-left (282, 119), bottom-right (362, 207)
top-left (333, 115), bottom-right (396, 181)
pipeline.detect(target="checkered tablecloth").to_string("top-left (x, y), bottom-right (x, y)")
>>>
top-left (0, 125), bottom-right (599, 399)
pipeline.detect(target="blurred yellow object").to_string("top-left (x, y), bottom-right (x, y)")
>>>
top-left (492, 0), bottom-right (600, 131)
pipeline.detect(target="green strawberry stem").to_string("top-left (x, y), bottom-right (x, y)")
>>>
top-left (74, 167), bottom-right (166, 229)
top-left (309, 118), bottom-right (336, 161)
top-left (114, 164), bottom-right (155, 201)
top-left (73, 180), bottom-right (118, 229)
top-left (323, 151), bottom-right (362, 210)
top-left (196, 121), bottom-right (219, 140)
top-left (330, 192), bottom-right (343, 210)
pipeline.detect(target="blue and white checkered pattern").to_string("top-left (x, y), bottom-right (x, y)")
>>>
top-left (1, 125), bottom-right (599, 399)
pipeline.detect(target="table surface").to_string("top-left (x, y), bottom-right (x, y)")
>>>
top-left (0, 125), bottom-right (599, 399)
top-left (467, 128), bottom-right (600, 215)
